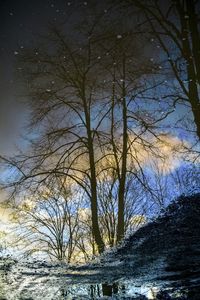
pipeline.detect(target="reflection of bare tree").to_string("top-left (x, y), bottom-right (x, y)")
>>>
top-left (124, 0), bottom-right (200, 140)
top-left (6, 9), bottom-right (160, 252)
top-left (0, 1), bottom-right (195, 261)
top-left (12, 177), bottom-right (81, 262)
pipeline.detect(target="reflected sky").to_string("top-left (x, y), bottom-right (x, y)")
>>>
top-left (0, 0), bottom-right (199, 279)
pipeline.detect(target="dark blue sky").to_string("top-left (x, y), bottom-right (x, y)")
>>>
top-left (0, 0), bottom-right (81, 153)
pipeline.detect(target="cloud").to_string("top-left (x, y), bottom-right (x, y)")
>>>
top-left (147, 134), bottom-right (189, 174)
top-left (97, 133), bottom-right (189, 177)
top-left (0, 206), bottom-right (12, 223)
top-left (0, 190), bottom-right (14, 235)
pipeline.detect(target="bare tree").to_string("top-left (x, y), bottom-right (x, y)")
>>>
top-left (94, 24), bottom-right (166, 242)
top-left (124, 0), bottom-right (200, 139)
top-left (12, 24), bottom-right (108, 254)
top-left (11, 177), bottom-right (81, 262)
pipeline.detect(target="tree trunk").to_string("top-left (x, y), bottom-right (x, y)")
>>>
top-left (117, 55), bottom-right (127, 243)
top-left (176, 0), bottom-right (200, 139)
top-left (88, 139), bottom-right (105, 253)
top-left (186, 0), bottom-right (200, 85)
top-left (82, 88), bottom-right (105, 254)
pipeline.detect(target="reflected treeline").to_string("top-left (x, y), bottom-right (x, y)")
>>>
top-left (58, 282), bottom-right (122, 299)
top-left (58, 282), bottom-right (200, 299)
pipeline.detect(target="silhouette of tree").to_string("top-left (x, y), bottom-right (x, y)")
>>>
top-left (123, 0), bottom-right (200, 139)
